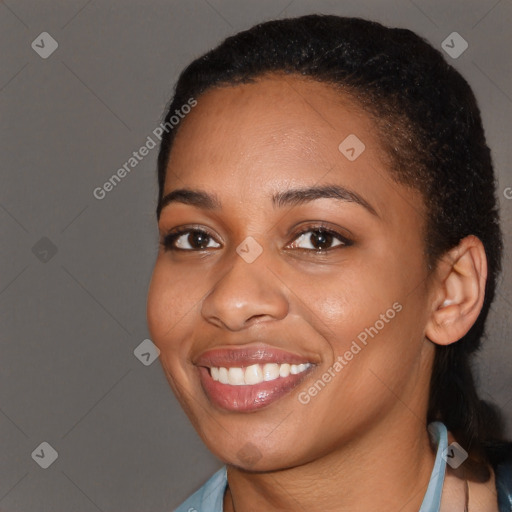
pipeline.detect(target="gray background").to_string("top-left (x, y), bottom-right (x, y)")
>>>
top-left (1, 0), bottom-right (511, 510)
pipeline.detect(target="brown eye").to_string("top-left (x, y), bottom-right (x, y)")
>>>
top-left (162, 229), bottom-right (221, 251)
top-left (288, 228), bottom-right (351, 251)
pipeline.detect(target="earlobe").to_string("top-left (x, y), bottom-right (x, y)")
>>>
top-left (425, 235), bottom-right (487, 347)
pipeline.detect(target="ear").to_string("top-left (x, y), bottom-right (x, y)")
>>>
top-left (425, 235), bottom-right (487, 346)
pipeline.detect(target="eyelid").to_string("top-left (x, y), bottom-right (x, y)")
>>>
top-left (160, 224), bottom-right (217, 238)
top-left (286, 219), bottom-right (353, 239)
top-left (289, 219), bottom-right (350, 235)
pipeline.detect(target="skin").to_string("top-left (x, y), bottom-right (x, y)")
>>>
top-left (146, 74), bottom-right (495, 511)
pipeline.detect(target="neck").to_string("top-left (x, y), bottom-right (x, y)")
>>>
top-left (224, 414), bottom-right (437, 512)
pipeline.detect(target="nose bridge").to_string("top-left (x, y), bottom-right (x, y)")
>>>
top-left (200, 241), bottom-right (288, 330)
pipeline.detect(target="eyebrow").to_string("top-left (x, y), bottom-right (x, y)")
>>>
top-left (159, 184), bottom-right (378, 217)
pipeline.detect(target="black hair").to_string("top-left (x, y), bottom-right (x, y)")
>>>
top-left (156, 14), bottom-right (510, 467)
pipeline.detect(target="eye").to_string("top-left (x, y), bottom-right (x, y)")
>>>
top-left (161, 228), bottom-right (221, 251)
top-left (287, 226), bottom-right (352, 252)
top-left (160, 224), bottom-right (352, 253)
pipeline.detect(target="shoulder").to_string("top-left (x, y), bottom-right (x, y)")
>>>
top-left (173, 467), bottom-right (228, 512)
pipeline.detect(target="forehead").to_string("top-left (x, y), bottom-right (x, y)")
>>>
top-left (166, 76), bottom-right (383, 180)
top-left (162, 74), bottom-right (424, 226)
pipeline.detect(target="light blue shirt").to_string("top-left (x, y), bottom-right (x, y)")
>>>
top-left (175, 421), bottom-right (448, 512)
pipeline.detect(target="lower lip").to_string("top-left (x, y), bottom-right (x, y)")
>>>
top-left (198, 366), bottom-right (313, 412)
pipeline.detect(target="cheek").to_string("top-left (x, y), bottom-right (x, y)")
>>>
top-left (289, 242), bottom-right (428, 379)
top-left (146, 258), bottom-right (198, 353)
top-left (147, 260), bottom-right (201, 401)
top-left (310, 267), bottom-right (428, 412)
top-left (286, 258), bottom-right (402, 347)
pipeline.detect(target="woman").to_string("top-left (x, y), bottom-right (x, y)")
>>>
top-left (146, 14), bottom-right (512, 511)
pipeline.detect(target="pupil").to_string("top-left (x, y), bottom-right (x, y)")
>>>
top-left (191, 231), bottom-right (209, 248)
top-left (312, 230), bottom-right (332, 250)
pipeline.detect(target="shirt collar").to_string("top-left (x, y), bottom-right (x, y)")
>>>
top-left (418, 421), bottom-right (448, 512)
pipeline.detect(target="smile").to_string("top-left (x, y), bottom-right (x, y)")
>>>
top-left (195, 345), bottom-right (316, 412)
top-left (209, 363), bottom-right (312, 385)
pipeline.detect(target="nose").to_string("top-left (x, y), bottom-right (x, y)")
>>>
top-left (200, 246), bottom-right (289, 331)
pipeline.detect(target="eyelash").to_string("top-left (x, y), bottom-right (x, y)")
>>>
top-left (160, 223), bottom-right (353, 253)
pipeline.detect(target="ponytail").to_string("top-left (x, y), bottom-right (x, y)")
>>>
top-left (428, 342), bottom-right (511, 469)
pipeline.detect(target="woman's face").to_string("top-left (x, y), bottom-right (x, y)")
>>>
top-left (147, 75), bottom-right (436, 470)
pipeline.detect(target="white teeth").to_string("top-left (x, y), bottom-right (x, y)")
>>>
top-left (279, 363), bottom-right (290, 378)
top-left (228, 367), bottom-right (245, 385)
top-left (209, 362), bottom-right (311, 385)
top-left (218, 367), bottom-right (229, 384)
top-left (263, 363), bottom-right (280, 381)
top-left (244, 364), bottom-right (263, 385)
top-left (290, 364), bottom-right (299, 375)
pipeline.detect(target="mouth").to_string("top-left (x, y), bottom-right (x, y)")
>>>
top-left (195, 346), bottom-right (316, 412)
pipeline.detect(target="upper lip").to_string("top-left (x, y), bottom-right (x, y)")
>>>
top-left (195, 343), bottom-right (315, 368)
